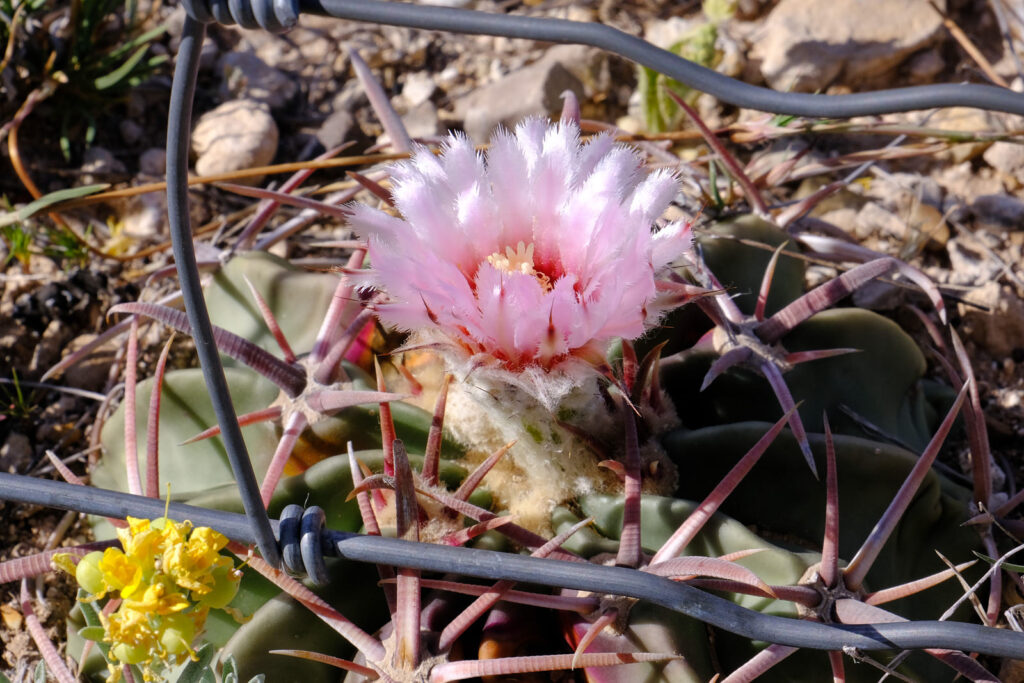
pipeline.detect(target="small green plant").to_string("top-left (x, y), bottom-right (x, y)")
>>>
top-left (1, 223), bottom-right (33, 267)
top-left (2, 0), bottom-right (167, 168)
top-left (1, 370), bottom-right (36, 423)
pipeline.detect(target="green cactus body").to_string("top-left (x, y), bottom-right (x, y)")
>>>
top-left (662, 307), bottom-right (937, 449)
top-left (664, 425), bottom-right (978, 620)
top-left (697, 215), bottom-right (806, 318)
top-left (204, 252), bottom-right (345, 364)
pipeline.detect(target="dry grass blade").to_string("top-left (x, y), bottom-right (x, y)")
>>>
top-left (215, 182), bottom-right (351, 220)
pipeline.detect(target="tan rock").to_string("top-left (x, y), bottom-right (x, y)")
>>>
top-left (960, 282), bottom-right (1024, 357)
top-left (192, 99), bottom-right (279, 183)
top-left (754, 0), bottom-right (945, 92)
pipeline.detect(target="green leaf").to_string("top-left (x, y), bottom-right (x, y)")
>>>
top-left (221, 653), bottom-right (239, 683)
top-left (33, 661), bottom-right (46, 683)
top-left (78, 625), bottom-right (107, 642)
top-left (973, 551), bottom-right (1024, 573)
top-left (94, 43), bottom-right (152, 90)
top-left (177, 642), bottom-right (218, 683)
top-left (106, 25), bottom-right (166, 61)
top-left (0, 184), bottom-right (109, 228)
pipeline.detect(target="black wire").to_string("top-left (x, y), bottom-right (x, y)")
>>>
top-left (166, 17), bottom-right (281, 568)
top-left (4, 472), bottom-right (1024, 659)
top-left (300, 0), bottom-right (1024, 117)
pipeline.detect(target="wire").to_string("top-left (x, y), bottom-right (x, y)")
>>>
top-left (165, 17), bottom-right (282, 568)
top-left (298, 0), bottom-right (1024, 117)
top-left (5, 472), bottom-right (1024, 659)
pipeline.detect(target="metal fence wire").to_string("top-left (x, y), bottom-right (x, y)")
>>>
top-left (5, 0), bottom-right (1024, 664)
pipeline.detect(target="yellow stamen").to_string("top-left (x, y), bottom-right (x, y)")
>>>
top-left (486, 241), bottom-right (552, 292)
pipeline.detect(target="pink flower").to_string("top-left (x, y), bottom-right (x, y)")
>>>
top-left (348, 119), bottom-right (691, 406)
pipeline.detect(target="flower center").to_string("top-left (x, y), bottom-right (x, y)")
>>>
top-left (486, 241), bottom-right (552, 292)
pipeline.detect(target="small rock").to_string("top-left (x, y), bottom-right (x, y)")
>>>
top-left (121, 191), bottom-right (166, 238)
top-left (866, 172), bottom-right (943, 210)
top-left (935, 161), bottom-right (1006, 205)
top-left (906, 48), bottom-right (945, 84)
top-left (401, 71), bottom-right (436, 107)
top-left (192, 99), bottom-right (279, 183)
top-left (908, 202), bottom-right (950, 250)
top-left (436, 65), bottom-right (460, 92)
top-left (456, 59), bottom-right (584, 142)
top-left (29, 319), bottom-right (69, 375)
top-left (317, 108), bottom-right (356, 150)
top-left (753, 0), bottom-right (945, 92)
top-left (199, 37), bottom-right (219, 70)
top-left (615, 115), bottom-right (643, 135)
top-left (139, 148), bottom-right (166, 177)
top-left (120, 119), bottom-right (143, 145)
top-left (960, 282), bottom-right (1024, 357)
top-left (401, 101), bottom-right (441, 139)
top-left (0, 433), bottom-right (32, 473)
top-left (218, 52), bottom-right (298, 110)
top-left (930, 107), bottom-right (1002, 163)
top-left (971, 194), bottom-right (1024, 232)
top-left (983, 141), bottom-right (1024, 183)
top-left (817, 207), bottom-right (859, 235)
top-left (80, 146), bottom-right (127, 184)
top-left (946, 238), bottom-right (1005, 286)
top-left (856, 202), bottom-right (907, 241)
top-left (542, 44), bottom-right (610, 98)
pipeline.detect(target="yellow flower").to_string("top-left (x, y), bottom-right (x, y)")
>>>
top-left (123, 577), bottom-right (191, 616)
top-left (107, 607), bottom-right (157, 650)
top-left (164, 526), bottom-right (230, 595)
top-left (54, 517), bottom-right (242, 682)
top-left (98, 548), bottom-right (144, 598)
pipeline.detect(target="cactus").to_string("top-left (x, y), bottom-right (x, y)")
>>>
top-left (7, 85), bottom-right (1011, 683)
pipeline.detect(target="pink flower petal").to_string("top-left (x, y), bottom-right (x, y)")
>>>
top-left (347, 118), bottom-right (693, 406)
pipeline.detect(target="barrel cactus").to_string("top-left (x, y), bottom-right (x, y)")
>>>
top-left (30, 112), bottom-right (999, 683)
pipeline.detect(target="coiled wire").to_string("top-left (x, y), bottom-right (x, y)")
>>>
top-left (279, 504), bottom-right (329, 585)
